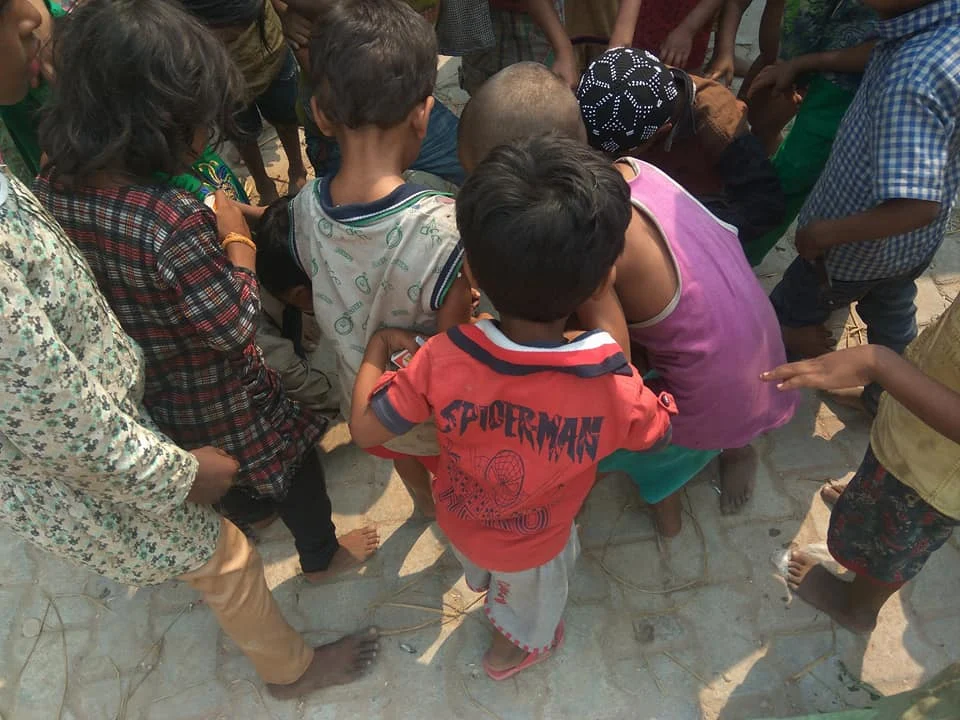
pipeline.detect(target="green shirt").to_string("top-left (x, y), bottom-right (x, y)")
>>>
top-left (780, 0), bottom-right (879, 91)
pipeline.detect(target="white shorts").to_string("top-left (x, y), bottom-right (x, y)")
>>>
top-left (452, 525), bottom-right (579, 654)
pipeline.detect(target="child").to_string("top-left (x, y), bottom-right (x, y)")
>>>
top-left (282, 0), bottom-right (466, 184)
top-left (0, 0), bottom-right (378, 697)
top-left (34, 0), bottom-right (379, 582)
top-left (577, 47), bottom-right (786, 247)
top-left (459, 62), bottom-right (798, 531)
top-left (0, 0), bottom-right (250, 204)
top-left (287, 0), bottom-right (476, 514)
top-left (181, 0), bottom-right (308, 204)
top-left (707, 0), bottom-right (878, 266)
top-left (254, 198), bottom-right (337, 415)
top-left (768, 0), bottom-right (960, 414)
top-left (460, 1), bottom-right (579, 94)
top-left (456, 62), bottom-right (589, 171)
top-left (762, 297), bottom-right (960, 634)
top-left (350, 136), bottom-right (676, 678)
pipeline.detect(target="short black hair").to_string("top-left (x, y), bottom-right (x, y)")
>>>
top-left (255, 197), bottom-right (311, 295)
top-left (38, 0), bottom-right (244, 183)
top-left (456, 136), bottom-right (631, 323)
top-left (308, 0), bottom-right (437, 129)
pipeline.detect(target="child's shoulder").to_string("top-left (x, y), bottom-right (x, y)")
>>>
top-left (884, 20), bottom-right (960, 86)
top-left (295, 177), bottom-right (456, 228)
top-left (129, 183), bottom-right (211, 236)
top-left (399, 184), bottom-right (458, 222)
top-left (391, 184), bottom-right (461, 246)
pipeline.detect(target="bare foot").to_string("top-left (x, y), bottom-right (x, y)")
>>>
top-left (287, 170), bottom-right (308, 196)
top-left (787, 551), bottom-right (876, 634)
top-left (256, 178), bottom-right (280, 206)
top-left (819, 479), bottom-right (848, 507)
top-left (266, 627), bottom-right (380, 700)
top-left (782, 324), bottom-right (834, 359)
top-left (303, 526), bottom-right (380, 582)
top-left (719, 445), bottom-right (758, 515)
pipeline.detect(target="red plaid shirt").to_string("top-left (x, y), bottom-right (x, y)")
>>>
top-left (34, 176), bottom-right (325, 497)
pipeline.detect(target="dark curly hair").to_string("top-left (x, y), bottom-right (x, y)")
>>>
top-left (456, 135), bottom-right (630, 323)
top-left (308, 0), bottom-right (437, 129)
top-left (38, 0), bottom-right (245, 183)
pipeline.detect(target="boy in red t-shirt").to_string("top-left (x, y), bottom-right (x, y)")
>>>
top-left (350, 136), bottom-right (675, 680)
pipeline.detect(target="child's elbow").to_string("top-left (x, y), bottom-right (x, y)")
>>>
top-left (347, 420), bottom-right (379, 449)
top-left (915, 200), bottom-right (942, 228)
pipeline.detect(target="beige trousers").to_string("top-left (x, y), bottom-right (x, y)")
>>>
top-left (179, 520), bottom-right (314, 685)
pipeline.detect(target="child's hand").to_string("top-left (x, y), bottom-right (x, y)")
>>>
top-left (213, 190), bottom-right (252, 241)
top-left (187, 446), bottom-right (239, 504)
top-left (279, 7), bottom-right (313, 50)
top-left (660, 26), bottom-right (695, 68)
top-left (233, 199), bottom-right (267, 222)
top-left (705, 52), bottom-right (736, 86)
top-left (375, 328), bottom-right (423, 358)
top-left (552, 51), bottom-right (581, 90)
top-left (761, 345), bottom-right (883, 391)
top-left (750, 59), bottom-right (801, 96)
top-left (795, 221), bottom-right (828, 261)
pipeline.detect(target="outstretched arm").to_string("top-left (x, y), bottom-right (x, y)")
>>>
top-left (349, 329), bottom-right (426, 448)
top-left (660, 0), bottom-right (724, 68)
top-left (750, 41), bottom-right (876, 97)
top-left (609, 0), bottom-right (642, 49)
top-left (705, 0), bottom-right (753, 84)
top-left (763, 344), bottom-right (960, 445)
top-left (575, 285), bottom-right (632, 363)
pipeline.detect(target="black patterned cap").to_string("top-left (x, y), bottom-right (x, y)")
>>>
top-left (576, 47), bottom-right (679, 154)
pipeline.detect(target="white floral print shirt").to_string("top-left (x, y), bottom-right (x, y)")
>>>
top-left (0, 166), bottom-right (220, 586)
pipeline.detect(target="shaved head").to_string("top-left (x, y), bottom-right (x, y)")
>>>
top-left (458, 62), bottom-right (587, 171)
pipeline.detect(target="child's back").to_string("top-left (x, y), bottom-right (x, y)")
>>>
top-left (291, 0), bottom-right (471, 453)
top-left (350, 137), bottom-right (675, 677)
top-left (290, 181), bottom-right (463, 417)
top-left (615, 157), bottom-right (797, 451)
top-left (374, 318), bottom-right (674, 567)
top-left (458, 61), bottom-right (797, 523)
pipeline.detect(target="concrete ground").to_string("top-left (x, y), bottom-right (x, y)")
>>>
top-left (3, 20), bottom-right (960, 720)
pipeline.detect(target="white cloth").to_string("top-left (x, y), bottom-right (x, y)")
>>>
top-left (290, 179), bottom-right (464, 455)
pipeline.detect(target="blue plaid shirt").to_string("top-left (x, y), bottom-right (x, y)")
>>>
top-left (798, 0), bottom-right (960, 282)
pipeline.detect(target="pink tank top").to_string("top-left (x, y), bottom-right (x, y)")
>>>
top-left (621, 158), bottom-right (798, 450)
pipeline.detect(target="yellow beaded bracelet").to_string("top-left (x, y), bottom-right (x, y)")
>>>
top-left (222, 232), bottom-right (257, 252)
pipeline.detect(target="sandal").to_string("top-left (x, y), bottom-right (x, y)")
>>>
top-left (482, 621), bottom-right (565, 681)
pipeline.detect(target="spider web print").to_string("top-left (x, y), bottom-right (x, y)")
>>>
top-left (437, 443), bottom-right (551, 534)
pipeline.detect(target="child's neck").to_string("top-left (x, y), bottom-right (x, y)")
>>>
top-left (329, 127), bottom-right (413, 206)
top-left (498, 315), bottom-right (569, 347)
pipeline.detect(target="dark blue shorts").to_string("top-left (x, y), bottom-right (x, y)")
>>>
top-left (234, 49), bottom-right (300, 138)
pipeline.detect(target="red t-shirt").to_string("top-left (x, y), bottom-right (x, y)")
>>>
top-left (370, 321), bottom-right (676, 572)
